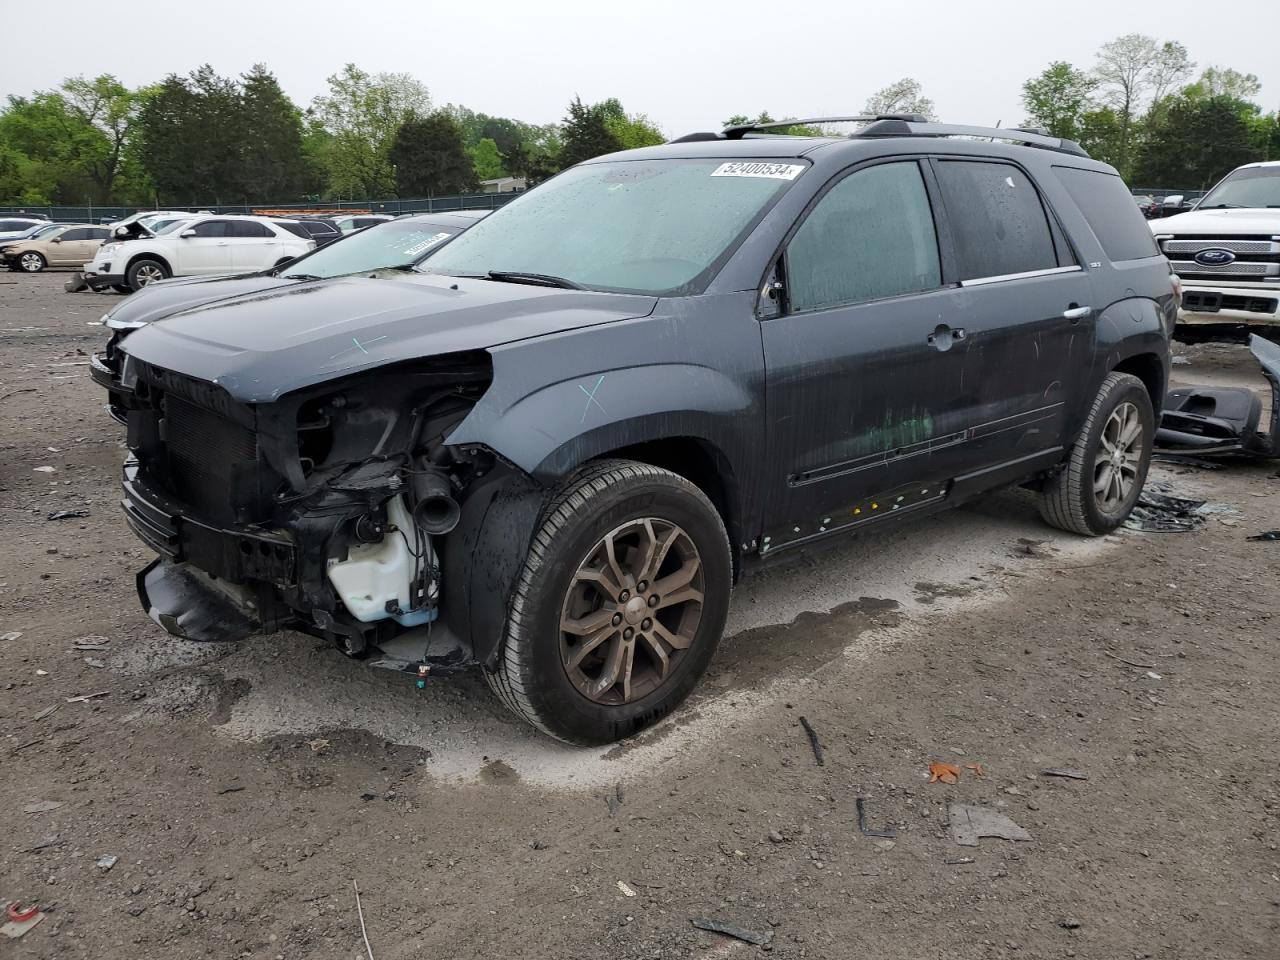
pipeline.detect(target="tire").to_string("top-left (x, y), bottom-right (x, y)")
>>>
top-left (274, 256), bottom-right (294, 267)
top-left (1039, 372), bottom-right (1154, 536)
top-left (485, 460), bottom-right (732, 745)
top-left (126, 258), bottom-right (168, 291)
top-left (18, 251), bottom-right (46, 273)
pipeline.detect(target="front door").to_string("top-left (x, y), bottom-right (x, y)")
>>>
top-left (174, 220), bottom-right (233, 274)
top-left (761, 159), bottom-right (971, 549)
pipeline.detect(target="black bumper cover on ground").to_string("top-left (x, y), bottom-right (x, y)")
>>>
top-left (137, 557), bottom-right (258, 643)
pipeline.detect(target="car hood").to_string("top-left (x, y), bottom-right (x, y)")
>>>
top-left (121, 272), bottom-right (658, 403)
top-left (104, 274), bottom-right (295, 329)
top-left (1150, 208), bottom-right (1280, 234)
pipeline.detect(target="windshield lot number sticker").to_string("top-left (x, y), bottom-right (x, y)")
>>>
top-left (403, 232), bottom-right (453, 256)
top-left (711, 162), bottom-right (805, 180)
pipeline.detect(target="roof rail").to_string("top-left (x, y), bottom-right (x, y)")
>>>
top-left (720, 114), bottom-right (929, 140)
top-left (853, 119), bottom-right (1090, 158)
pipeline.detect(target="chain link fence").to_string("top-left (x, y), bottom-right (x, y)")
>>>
top-left (0, 192), bottom-right (520, 223)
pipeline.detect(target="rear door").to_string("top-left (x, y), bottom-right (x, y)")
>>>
top-left (226, 220), bottom-right (283, 270)
top-left (926, 157), bottom-right (1094, 479)
top-left (174, 220), bottom-right (233, 274)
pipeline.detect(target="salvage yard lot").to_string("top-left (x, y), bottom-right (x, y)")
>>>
top-left (2, 271), bottom-right (1278, 959)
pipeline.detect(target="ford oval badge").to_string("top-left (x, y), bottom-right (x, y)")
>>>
top-left (1194, 248), bottom-right (1236, 266)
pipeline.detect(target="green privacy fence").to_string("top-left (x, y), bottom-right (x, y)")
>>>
top-left (0, 192), bottom-right (520, 223)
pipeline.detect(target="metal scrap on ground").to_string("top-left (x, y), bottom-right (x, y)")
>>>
top-left (690, 917), bottom-right (773, 946)
top-left (1041, 768), bottom-right (1089, 781)
top-left (798, 716), bottom-right (825, 766)
top-left (856, 797), bottom-right (898, 838)
top-left (949, 804), bottom-right (1033, 847)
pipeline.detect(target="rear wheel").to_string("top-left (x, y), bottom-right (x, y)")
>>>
top-left (18, 252), bottom-right (46, 273)
top-left (485, 460), bottom-right (732, 745)
top-left (1039, 372), bottom-right (1153, 536)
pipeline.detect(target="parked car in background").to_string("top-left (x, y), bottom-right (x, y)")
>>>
top-left (332, 213), bottom-right (394, 233)
top-left (1, 223), bottom-right (112, 272)
top-left (0, 216), bottom-right (54, 243)
top-left (1149, 161), bottom-right (1280, 326)
top-left (274, 216), bottom-right (343, 248)
top-left (1133, 195), bottom-right (1160, 219)
top-left (106, 211), bottom-right (199, 239)
top-left (107, 117), bottom-right (1174, 744)
top-left (0, 221), bottom-right (67, 249)
top-left (81, 214), bottom-right (313, 292)
top-left (92, 210), bottom-right (488, 419)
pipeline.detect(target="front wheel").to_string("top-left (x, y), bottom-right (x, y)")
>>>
top-left (1039, 372), bottom-right (1154, 536)
top-left (126, 258), bottom-right (167, 291)
top-left (485, 460), bottom-right (732, 745)
top-left (18, 252), bottom-right (46, 273)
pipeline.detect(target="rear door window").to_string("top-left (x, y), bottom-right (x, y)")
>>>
top-left (229, 220), bottom-right (273, 238)
top-left (785, 161), bottom-right (942, 312)
top-left (1053, 166), bottom-right (1160, 262)
top-left (60, 228), bottom-right (88, 241)
top-left (933, 160), bottom-right (1060, 280)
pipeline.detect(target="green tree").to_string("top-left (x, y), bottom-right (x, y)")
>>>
top-left (599, 98), bottom-right (664, 148)
top-left (312, 64), bottom-right (431, 197)
top-left (1134, 95), bottom-right (1259, 188)
top-left (1092, 34), bottom-right (1193, 175)
top-left (60, 74), bottom-right (147, 202)
top-left (864, 78), bottom-right (937, 120)
top-left (559, 96), bottom-right (622, 167)
top-left (239, 64), bottom-right (310, 201)
top-left (469, 137), bottom-right (506, 181)
top-left (1076, 108), bottom-right (1126, 168)
top-left (387, 111), bottom-right (475, 196)
top-left (1021, 62), bottom-right (1097, 140)
top-left (1184, 67), bottom-right (1262, 102)
top-left (136, 66), bottom-right (245, 204)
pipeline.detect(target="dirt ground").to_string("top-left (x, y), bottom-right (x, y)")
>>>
top-left (2, 270), bottom-right (1278, 960)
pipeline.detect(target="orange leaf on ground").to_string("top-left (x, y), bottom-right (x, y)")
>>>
top-left (929, 762), bottom-right (962, 784)
top-left (966, 763), bottom-right (985, 777)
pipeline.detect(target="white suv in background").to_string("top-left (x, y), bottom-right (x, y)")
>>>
top-left (83, 215), bottom-right (314, 292)
top-left (1149, 160), bottom-right (1280, 327)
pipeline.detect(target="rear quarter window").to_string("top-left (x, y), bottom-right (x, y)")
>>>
top-left (1053, 166), bottom-right (1160, 263)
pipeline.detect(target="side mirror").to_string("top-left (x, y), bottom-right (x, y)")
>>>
top-left (113, 226), bottom-right (129, 238)
top-left (179, 229), bottom-right (196, 238)
top-left (1162, 195), bottom-right (1185, 209)
top-left (49, 236), bottom-right (62, 243)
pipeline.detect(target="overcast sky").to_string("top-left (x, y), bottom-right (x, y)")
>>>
top-left (5, 0), bottom-right (1276, 134)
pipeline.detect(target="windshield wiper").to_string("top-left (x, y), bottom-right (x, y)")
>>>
top-left (281, 272), bottom-right (324, 280)
top-left (486, 270), bottom-right (585, 290)
top-left (1200, 203), bottom-right (1243, 209)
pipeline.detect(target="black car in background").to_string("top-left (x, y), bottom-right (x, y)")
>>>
top-left (106, 117), bottom-right (1175, 745)
top-left (92, 210), bottom-right (489, 421)
top-left (274, 216), bottom-right (343, 248)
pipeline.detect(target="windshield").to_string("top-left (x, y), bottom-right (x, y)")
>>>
top-left (32, 224), bottom-right (63, 239)
top-left (151, 218), bottom-right (192, 234)
top-left (278, 218), bottom-right (464, 278)
top-left (420, 158), bottom-right (806, 295)
top-left (1198, 167), bottom-right (1280, 209)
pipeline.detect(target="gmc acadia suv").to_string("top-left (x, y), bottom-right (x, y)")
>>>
top-left (107, 116), bottom-right (1175, 744)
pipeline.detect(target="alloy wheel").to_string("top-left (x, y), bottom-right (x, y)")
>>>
top-left (1094, 401), bottom-right (1142, 512)
top-left (134, 264), bottom-right (164, 286)
top-left (559, 517), bottom-right (705, 705)
top-left (19, 253), bottom-right (43, 272)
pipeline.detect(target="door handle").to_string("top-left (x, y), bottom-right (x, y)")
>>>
top-left (1063, 305), bottom-right (1092, 321)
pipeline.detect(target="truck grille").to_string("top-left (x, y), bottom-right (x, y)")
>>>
top-left (1159, 235), bottom-right (1280, 284)
top-left (163, 394), bottom-right (258, 522)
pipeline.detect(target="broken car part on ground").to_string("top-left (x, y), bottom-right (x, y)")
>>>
top-left (104, 116), bottom-right (1176, 745)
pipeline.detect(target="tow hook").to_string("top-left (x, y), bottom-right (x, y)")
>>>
top-left (415, 664), bottom-right (430, 690)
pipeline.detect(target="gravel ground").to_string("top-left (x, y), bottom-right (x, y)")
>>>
top-left (2, 271), bottom-right (1278, 959)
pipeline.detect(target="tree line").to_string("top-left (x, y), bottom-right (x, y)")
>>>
top-left (1, 38), bottom-right (1275, 207)
top-left (1021, 34), bottom-right (1279, 188)
top-left (0, 64), bottom-right (666, 206)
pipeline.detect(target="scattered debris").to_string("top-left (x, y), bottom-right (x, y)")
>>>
top-left (0, 631), bottom-right (21, 642)
top-left (1145, 671), bottom-right (1162, 680)
top-left (1125, 491), bottom-right (1207, 533)
top-left (31, 705), bottom-right (58, 721)
top-left (216, 785), bottom-right (245, 795)
top-left (23, 800), bottom-right (63, 814)
top-left (65, 690), bottom-right (109, 703)
top-left (943, 856), bottom-right (976, 865)
top-left (929, 762), bottom-right (962, 785)
top-left (28, 834), bottom-right (62, 852)
top-left (32, 466), bottom-right (57, 474)
top-left (96, 854), bottom-right (118, 871)
top-left (306, 738), bottom-right (331, 753)
top-left (73, 638), bottom-right (109, 651)
top-left (352, 880), bottom-right (376, 960)
top-left (1247, 530), bottom-right (1280, 542)
top-left (950, 804), bottom-right (1033, 847)
top-left (966, 763), bottom-right (985, 777)
top-left (84, 657), bottom-right (106, 668)
top-left (767, 830), bottom-right (785, 844)
top-left (617, 880), bottom-right (637, 898)
top-left (604, 781), bottom-right (625, 816)
top-left (690, 917), bottom-right (773, 946)
top-left (1105, 652), bottom-right (1155, 669)
top-left (46, 509), bottom-right (89, 521)
top-left (1170, 355), bottom-right (1191, 365)
top-left (1041, 768), bottom-right (1089, 781)
top-left (1, 902), bottom-right (45, 940)
top-left (798, 716), bottom-right (825, 766)
top-left (856, 797), bottom-right (898, 838)
top-left (1059, 918), bottom-right (1082, 930)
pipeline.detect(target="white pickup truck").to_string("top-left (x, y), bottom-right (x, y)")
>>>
top-left (1149, 160), bottom-right (1280, 326)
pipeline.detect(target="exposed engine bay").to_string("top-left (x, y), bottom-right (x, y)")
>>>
top-left (121, 349), bottom-right (505, 673)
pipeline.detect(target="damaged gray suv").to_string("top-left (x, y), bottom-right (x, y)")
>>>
top-left (111, 116), bottom-right (1176, 744)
